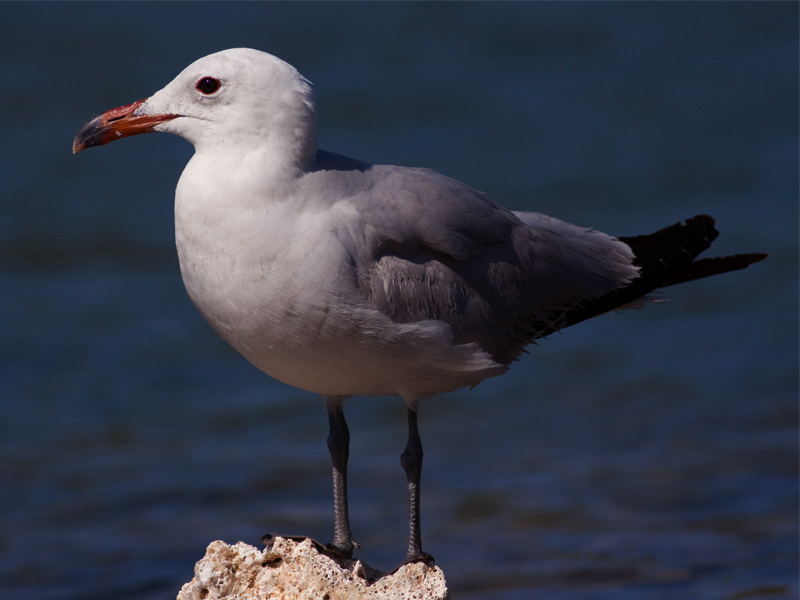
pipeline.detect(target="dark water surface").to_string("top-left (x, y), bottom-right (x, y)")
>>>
top-left (1, 4), bottom-right (797, 599)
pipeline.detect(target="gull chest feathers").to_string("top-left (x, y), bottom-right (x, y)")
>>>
top-left (174, 153), bottom-right (358, 367)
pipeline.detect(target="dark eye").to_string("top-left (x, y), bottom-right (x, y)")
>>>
top-left (196, 77), bottom-right (221, 95)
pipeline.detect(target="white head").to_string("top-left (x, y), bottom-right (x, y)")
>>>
top-left (73, 48), bottom-right (318, 167)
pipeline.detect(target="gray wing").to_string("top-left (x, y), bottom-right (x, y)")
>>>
top-left (307, 151), bottom-right (638, 365)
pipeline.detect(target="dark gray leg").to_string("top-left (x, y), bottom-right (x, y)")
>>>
top-left (325, 398), bottom-right (357, 558)
top-left (400, 406), bottom-right (433, 563)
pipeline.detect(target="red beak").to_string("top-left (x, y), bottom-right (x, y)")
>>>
top-left (72, 99), bottom-right (179, 154)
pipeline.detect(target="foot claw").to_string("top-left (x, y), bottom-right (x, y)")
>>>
top-left (323, 541), bottom-right (360, 560)
top-left (262, 533), bottom-right (360, 561)
top-left (405, 551), bottom-right (435, 565)
top-left (391, 551), bottom-right (435, 573)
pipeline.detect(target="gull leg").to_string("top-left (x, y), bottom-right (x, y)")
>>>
top-left (400, 405), bottom-right (434, 564)
top-left (325, 396), bottom-right (358, 558)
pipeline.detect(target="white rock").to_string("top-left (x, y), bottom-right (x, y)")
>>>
top-left (177, 537), bottom-right (449, 600)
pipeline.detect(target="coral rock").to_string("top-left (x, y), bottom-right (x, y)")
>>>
top-left (177, 537), bottom-right (449, 600)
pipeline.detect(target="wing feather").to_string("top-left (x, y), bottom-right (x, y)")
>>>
top-left (306, 153), bottom-right (638, 365)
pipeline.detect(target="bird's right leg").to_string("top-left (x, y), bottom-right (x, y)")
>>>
top-left (324, 396), bottom-right (359, 558)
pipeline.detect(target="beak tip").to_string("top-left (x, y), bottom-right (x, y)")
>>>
top-left (72, 116), bottom-right (102, 154)
top-left (72, 98), bottom-right (169, 155)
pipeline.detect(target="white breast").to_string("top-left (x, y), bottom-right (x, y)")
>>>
top-left (172, 153), bottom-right (503, 398)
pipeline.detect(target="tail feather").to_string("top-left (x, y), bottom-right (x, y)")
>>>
top-left (561, 215), bottom-right (767, 329)
top-left (661, 253), bottom-right (768, 287)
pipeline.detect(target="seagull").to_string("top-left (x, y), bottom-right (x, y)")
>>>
top-left (73, 48), bottom-right (766, 566)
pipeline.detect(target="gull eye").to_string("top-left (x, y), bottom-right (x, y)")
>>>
top-left (196, 77), bottom-right (221, 95)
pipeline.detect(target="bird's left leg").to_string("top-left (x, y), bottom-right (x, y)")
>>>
top-left (325, 395), bottom-right (359, 558)
top-left (262, 396), bottom-right (359, 559)
top-left (400, 403), bottom-right (434, 564)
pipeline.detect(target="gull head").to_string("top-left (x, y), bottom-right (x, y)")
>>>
top-left (73, 48), bottom-right (318, 163)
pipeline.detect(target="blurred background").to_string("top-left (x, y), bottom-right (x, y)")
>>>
top-left (0, 3), bottom-right (796, 599)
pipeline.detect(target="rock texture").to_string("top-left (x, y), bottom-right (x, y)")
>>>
top-left (177, 537), bottom-right (449, 600)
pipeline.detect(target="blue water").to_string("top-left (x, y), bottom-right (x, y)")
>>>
top-left (1, 3), bottom-right (797, 599)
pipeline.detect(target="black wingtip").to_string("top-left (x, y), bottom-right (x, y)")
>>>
top-left (557, 216), bottom-right (767, 330)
